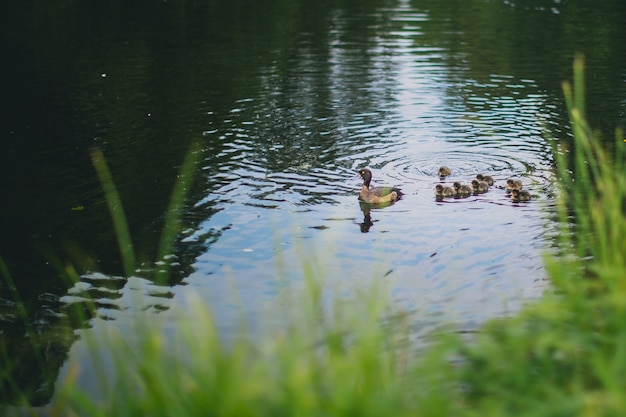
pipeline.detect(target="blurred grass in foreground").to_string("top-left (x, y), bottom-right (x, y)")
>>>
top-left (5, 56), bottom-right (626, 416)
top-left (454, 54), bottom-right (626, 416)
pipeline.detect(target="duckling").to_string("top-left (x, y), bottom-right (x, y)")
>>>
top-left (471, 179), bottom-right (490, 194)
top-left (453, 181), bottom-right (472, 198)
top-left (438, 166), bottom-right (452, 179)
top-left (434, 183), bottom-right (455, 198)
top-left (511, 189), bottom-right (532, 202)
top-left (476, 174), bottom-right (494, 186)
top-left (358, 169), bottom-right (402, 204)
top-left (506, 179), bottom-right (523, 191)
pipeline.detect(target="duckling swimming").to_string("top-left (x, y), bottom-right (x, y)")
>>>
top-left (453, 181), bottom-right (472, 198)
top-left (438, 166), bottom-right (452, 179)
top-left (435, 183), bottom-right (455, 198)
top-left (471, 179), bottom-right (490, 194)
top-left (358, 168), bottom-right (402, 204)
top-left (511, 189), bottom-right (532, 202)
top-left (476, 174), bottom-right (494, 186)
top-left (506, 179), bottom-right (523, 191)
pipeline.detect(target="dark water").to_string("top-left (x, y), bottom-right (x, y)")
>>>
top-left (1, 0), bottom-right (625, 407)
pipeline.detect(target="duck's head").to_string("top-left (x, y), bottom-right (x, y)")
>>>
top-left (453, 181), bottom-right (462, 190)
top-left (358, 168), bottom-right (373, 186)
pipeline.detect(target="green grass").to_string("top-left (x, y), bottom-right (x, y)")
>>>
top-left (451, 54), bottom-right (626, 416)
top-left (5, 55), bottom-right (626, 416)
top-left (51, 277), bottom-right (460, 417)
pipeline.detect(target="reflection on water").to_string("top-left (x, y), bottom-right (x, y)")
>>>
top-left (170, 3), bottom-right (560, 341)
top-left (2, 0), bottom-right (626, 408)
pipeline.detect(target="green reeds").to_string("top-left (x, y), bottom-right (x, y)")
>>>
top-left (454, 55), bottom-right (626, 416)
top-left (90, 143), bottom-right (201, 281)
top-left (560, 55), bottom-right (626, 283)
top-left (54, 280), bottom-right (458, 417)
top-left (91, 148), bottom-right (136, 278)
top-left (155, 142), bottom-right (202, 283)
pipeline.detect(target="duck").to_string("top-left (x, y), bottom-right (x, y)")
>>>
top-left (476, 174), bottom-right (494, 186)
top-left (453, 181), bottom-right (472, 198)
top-left (506, 179), bottom-right (523, 191)
top-left (358, 169), bottom-right (402, 204)
top-left (438, 166), bottom-right (452, 179)
top-left (435, 184), bottom-right (455, 198)
top-left (511, 189), bottom-right (532, 202)
top-left (471, 179), bottom-right (490, 194)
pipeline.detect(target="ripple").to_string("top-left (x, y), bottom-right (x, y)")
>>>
top-left (61, 274), bottom-right (175, 320)
top-left (177, 4), bottom-right (563, 345)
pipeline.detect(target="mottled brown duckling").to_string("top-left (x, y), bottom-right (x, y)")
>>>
top-left (435, 183), bottom-right (455, 198)
top-left (358, 169), bottom-right (402, 204)
top-left (471, 179), bottom-right (489, 194)
top-left (476, 174), bottom-right (494, 186)
top-left (453, 181), bottom-right (472, 198)
top-left (511, 189), bottom-right (532, 202)
top-left (506, 179), bottom-right (523, 191)
top-left (438, 166), bottom-right (452, 179)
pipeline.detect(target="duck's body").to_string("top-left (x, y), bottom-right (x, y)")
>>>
top-left (435, 184), bottom-right (455, 198)
top-left (476, 174), bottom-right (494, 186)
top-left (358, 169), bottom-right (402, 204)
top-left (506, 179), bottom-right (523, 191)
top-left (438, 166), bottom-right (452, 179)
top-left (471, 179), bottom-right (490, 194)
top-left (453, 181), bottom-right (472, 198)
top-left (511, 189), bottom-right (532, 202)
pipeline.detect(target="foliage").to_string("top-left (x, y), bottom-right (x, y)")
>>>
top-left (53, 281), bottom-right (459, 417)
top-left (454, 54), bottom-right (626, 416)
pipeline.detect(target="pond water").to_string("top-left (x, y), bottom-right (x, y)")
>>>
top-left (1, 0), bottom-right (625, 408)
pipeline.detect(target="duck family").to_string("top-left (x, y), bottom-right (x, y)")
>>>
top-left (357, 167), bottom-right (531, 204)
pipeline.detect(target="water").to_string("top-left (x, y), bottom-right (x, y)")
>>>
top-left (1, 0), bottom-right (625, 407)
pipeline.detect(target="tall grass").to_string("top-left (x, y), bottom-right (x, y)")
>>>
top-left (91, 148), bottom-right (136, 278)
top-left (8, 56), bottom-right (625, 416)
top-left (53, 279), bottom-right (459, 417)
top-left (91, 143), bottom-right (201, 282)
top-left (453, 54), bottom-right (626, 416)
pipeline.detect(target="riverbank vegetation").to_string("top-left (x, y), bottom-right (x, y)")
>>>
top-left (5, 56), bottom-right (626, 416)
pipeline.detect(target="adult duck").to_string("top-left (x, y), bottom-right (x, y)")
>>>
top-left (358, 169), bottom-right (402, 204)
